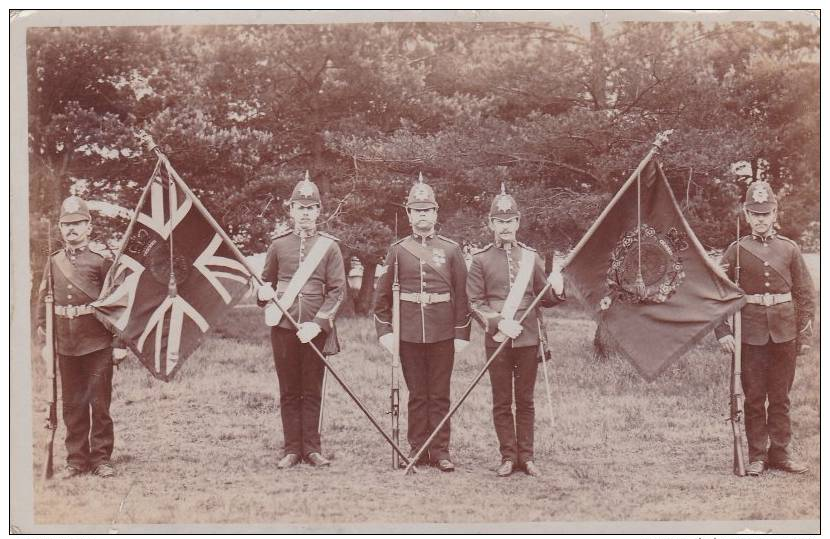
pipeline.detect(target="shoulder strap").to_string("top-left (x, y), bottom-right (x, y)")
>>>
top-left (398, 237), bottom-right (453, 288)
top-left (739, 238), bottom-right (792, 288)
top-left (52, 251), bottom-right (102, 301)
top-left (265, 235), bottom-right (335, 326)
top-left (500, 247), bottom-right (535, 321)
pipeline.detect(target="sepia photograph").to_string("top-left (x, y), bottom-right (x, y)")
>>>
top-left (10, 9), bottom-right (819, 534)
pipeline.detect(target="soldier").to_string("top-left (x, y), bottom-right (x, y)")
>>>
top-left (372, 173), bottom-right (471, 472)
top-left (257, 173), bottom-right (346, 469)
top-left (715, 181), bottom-right (815, 476)
top-left (36, 196), bottom-right (127, 479)
top-left (466, 185), bottom-right (564, 478)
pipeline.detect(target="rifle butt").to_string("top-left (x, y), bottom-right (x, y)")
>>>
top-left (43, 436), bottom-right (55, 480)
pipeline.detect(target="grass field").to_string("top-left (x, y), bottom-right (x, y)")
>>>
top-left (29, 295), bottom-right (819, 530)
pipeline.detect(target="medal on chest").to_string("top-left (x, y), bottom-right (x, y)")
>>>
top-left (432, 248), bottom-right (446, 266)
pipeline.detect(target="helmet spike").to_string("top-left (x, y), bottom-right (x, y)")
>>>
top-left (500, 182), bottom-right (506, 195)
top-left (418, 171), bottom-right (424, 184)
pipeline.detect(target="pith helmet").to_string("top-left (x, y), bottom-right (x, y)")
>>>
top-left (489, 183), bottom-right (520, 219)
top-left (59, 196), bottom-right (91, 223)
top-left (288, 171), bottom-right (322, 207)
top-left (405, 172), bottom-right (438, 210)
top-left (744, 181), bottom-right (777, 213)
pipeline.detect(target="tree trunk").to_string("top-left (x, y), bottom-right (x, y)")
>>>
top-left (354, 260), bottom-right (377, 316)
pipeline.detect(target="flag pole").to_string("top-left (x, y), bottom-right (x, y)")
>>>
top-left (403, 281), bottom-right (554, 475)
top-left (139, 135), bottom-right (412, 466)
top-left (562, 130), bottom-right (672, 269)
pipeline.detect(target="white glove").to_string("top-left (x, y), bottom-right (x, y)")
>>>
top-left (718, 335), bottom-right (735, 355)
top-left (547, 266), bottom-right (564, 296)
top-left (497, 319), bottom-right (523, 339)
top-left (454, 339), bottom-right (470, 352)
top-left (113, 348), bottom-right (128, 360)
top-left (257, 284), bottom-right (276, 302)
top-left (296, 322), bottom-right (322, 343)
top-left (40, 345), bottom-right (52, 368)
top-left (379, 333), bottom-right (395, 355)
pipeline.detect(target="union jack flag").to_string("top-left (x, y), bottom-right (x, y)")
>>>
top-left (93, 160), bottom-right (252, 381)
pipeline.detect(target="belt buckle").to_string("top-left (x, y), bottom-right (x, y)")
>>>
top-left (762, 293), bottom-right (774, 307)
top-left (420, 293), bottom-right (430, 305)
top-left (66, 305), bottom-right (78, 318)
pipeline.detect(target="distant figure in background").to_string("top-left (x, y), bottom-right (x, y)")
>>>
top-left (36, 196), bottom-right (127, 479)
top-left (257, 173), bottom-right (346, 469)
top-left (372, 173), bottom-right (471, 472)
top-left (466, 185), bottom-right (564, 478)
top-left (715, 181), bottom-right (815, 476)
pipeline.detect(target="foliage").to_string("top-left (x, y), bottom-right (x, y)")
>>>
top-left (27, 20), bottom-right (819, 304)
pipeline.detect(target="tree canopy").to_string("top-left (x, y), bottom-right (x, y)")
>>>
top-left (27, 19), bottom-right (819, 310)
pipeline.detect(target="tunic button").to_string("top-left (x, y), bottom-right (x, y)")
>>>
top-left (71, 256), bottom-right (76, 261)
top-left (67, 284), bottom-right (73, 289)
top-left (764, 272), bottom-right (769, 277)
top-left (764, 282), bottom-right (770, 287)
top-left (67, 294), bottom-right (73, 299)
top-left (763, 262), bottom-right (769, 266)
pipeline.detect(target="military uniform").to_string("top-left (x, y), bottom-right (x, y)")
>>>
top-left (372, 176), bottom-right (471, 466)
top-left (258, 175), bottom-right (346, 464)
top-left (714, 182), bottom-right (815, 472)
top-left (466, 187), bottom-right (560, 474)
top-left (36, 197), bottom-right (117, 476)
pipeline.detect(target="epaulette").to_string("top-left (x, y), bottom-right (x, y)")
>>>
top-left (270, 229), bottom-right (292, 241)
top-left (319, 231), bottom-right (340, 242)
top-left (470, 243), bottom-right (493, 256)
top-left (436, 234), bottom-right (459, 246)
top-left (776, 234), bottom-right (800, 248)
top-left (517, 241), bottom-right (537, 252)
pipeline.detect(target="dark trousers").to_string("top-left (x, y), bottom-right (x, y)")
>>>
top-left (486, 345), bottom-right (538, 465)
top-left (741, 339), bottom-right (798, 464)
top-left (58, 348), bottom-right (114, 470)
top-left (400, 339), bottom-right (455, 461)
top-left (271, 327), bottom-right (326, 457)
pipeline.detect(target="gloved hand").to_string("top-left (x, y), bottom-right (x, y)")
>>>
top-left (497, 319), bottom-right (523, 340)
top-left (718, 335), bottom-right (735, 355)
top-left (257, 284), bottom-right (276, 302)
top-left (547, 265), bottom-right (564, 296)
top-left (454, 339), bottom-right (470, 352)
top-left (296, 322), bottom-right (322, 343)
top-left (379, 333), bottom-right (395, 355)
top-left (37, 326), bottom-right (45, 341)
top-left (112, 348), bottom-right (129, 366)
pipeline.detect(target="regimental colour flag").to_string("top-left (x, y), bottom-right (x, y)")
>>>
top-left (93, 159), bottom-right (252, 381)
top-left (563, 156), bottom-right (746, 380)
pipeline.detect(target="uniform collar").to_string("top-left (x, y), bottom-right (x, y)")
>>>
top-left (293, 228), bottom-right (317, 239)
top-left (64, 243), bottom-right (88, 256)
top-left (751, 232), bottom-right (776, 243)
top-left (495, 239), bottom-right (516, 250)
top-left (412, 231), bottom-right (435, 244)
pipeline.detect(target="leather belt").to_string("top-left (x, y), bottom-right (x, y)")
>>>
top-left (745, 292), bottom-right (792, 307)
top-left (400, 292), bottom-right (451, 305)
top-left (54, 305), bottom-right (96, 318)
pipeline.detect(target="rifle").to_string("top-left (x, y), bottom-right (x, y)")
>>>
top-left (729, 214), bottom-right (747, 477)
top-left (389, 253), bottom-right (401, 470)
top-left (42, 222), bottom-right (58, 480)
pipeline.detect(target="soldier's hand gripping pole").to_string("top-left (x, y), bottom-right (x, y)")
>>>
top-left (42, 222), bottom-right (58, 480)
top-left (729, 213), bottom-right (747, 477)
top-left (137, 133), bottom-right (411, 466)
top-left (404, 281), bottom-right (554, 475)
top-left (389, 255), bottom-right (402, 470)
